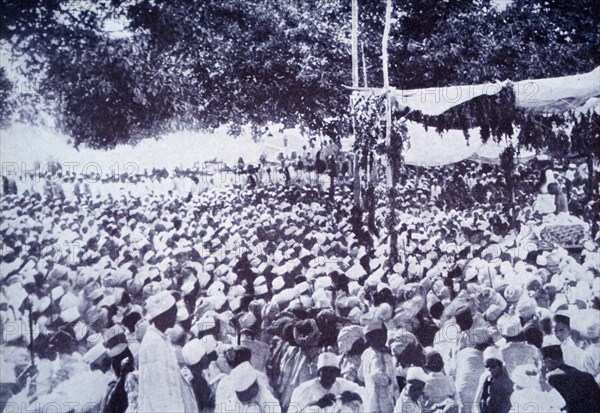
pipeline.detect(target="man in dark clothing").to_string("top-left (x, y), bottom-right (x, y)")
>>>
top-left (181, 337), bottom-right (219, 412)
top-left (102, 326), bottom-right (135, 413)
top-left (542, 344), bottom-right (600, 413)
top-left (477, 347), bottom-right (513, 413)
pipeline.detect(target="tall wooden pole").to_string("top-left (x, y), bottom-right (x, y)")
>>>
top-left (351, 0), bottom-right (361, 208)
top-left (352, 0), bottom-right (359, 88)
top-left (361, 41), bottom-right (368, 87)
top-left (382, 0), bottom-right (398, 266)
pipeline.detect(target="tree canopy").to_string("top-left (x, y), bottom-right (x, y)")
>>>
top-left (1, 0), bottom-right (599, 149)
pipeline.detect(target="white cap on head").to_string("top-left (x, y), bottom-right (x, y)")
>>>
top-left (272, 276), bottom-right (285, 292)
top-left (181, 336), bottom-right (217, 366)
top-left (103, 325), bottom-right (128, 357)
top-left (83, 342), bottom-right (107, 365)
top-left (363, 318), bottom-right (384, 334)
top-left (60, 307), bottom-right (80, 323)
top-left (239, 312), bottom-right (257, 330)
top-left (254, 283), bottom-right (269, 296)
top-left (406, 367), bottom-right (429, 383)
top-left (231, 362), bottom-right (258, 393)
top-left (510, 364), bottom-right (541, 389)
top-left (483, 346), bottom-right (502, 362)
top-left (497, 314), bottom-right (522, 338)
top-left (317, 352), bottom-right (340, 370)
top-left (144, 290), bottom-right (176, 321)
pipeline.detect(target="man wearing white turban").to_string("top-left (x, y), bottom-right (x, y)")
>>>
top-left (138, 291), bottom-right (198, 412)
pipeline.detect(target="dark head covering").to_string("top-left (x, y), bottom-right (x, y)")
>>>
top-left (226, 346), bottom-right (252, 369)
top-left (425, 351), bottom-right (445, 373)
top-left (553, 313), bottom-right (570, 327)
top-left (455, 306), bottom-right (473, 331)
top-left (293, 319), bottom-right (320, 348)
top-left (541, 344), bottom-right (563, 360)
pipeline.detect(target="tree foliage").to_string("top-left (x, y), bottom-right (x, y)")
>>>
top-left (1, 0), bottom-right (598, 149)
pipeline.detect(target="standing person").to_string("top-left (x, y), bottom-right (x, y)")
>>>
top-left (582, 316), bottom-right (600, 384)
top-left (474, 347), bottom-right (513, 413)
top-left (509, 364), bottom-right (565, 413)
top-left (181, 337), bottom-right (219, 413)
top-left (289, 352), bottom-right (366, 412)
top-left (393, 367), bottom-right (428, 413)
top-left (553, 313), bottom-right (586, 371)
top-left (542, 342), bottom-right (600, 413)
top-left (564, 163), bottom-right (577, 203)
top-left (422, 350), bottom-right (458, 413)
top-left (337, 325), bottom-right (367, 385)
top-left (277, 319), bottom-right (321, 410)
top-left (101, 325), bottom-right (135, 413)
top-left (497, 314), bottom-right (542, 377)
top-left (138, 291), bottom-right (198, 412)
top-left (327, 155), bottom-right (337, 201)
top-left (533, 168), bottom-right (558, 214)
top-left (215, 362), bottom-right (281, 413)
top-left (453, 332), bottom-right (488, 413)
top-left (359, 320), bottom-right (399, 413)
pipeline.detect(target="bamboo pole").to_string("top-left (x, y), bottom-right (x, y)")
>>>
top-left (361, 41), bottom-right (368, 87)
top-left (382, 0), bottom-right (398, 266)
top-left (352, 0), bottom-right (359, 88)
top-left (351, 0), bottom-right (361, 208)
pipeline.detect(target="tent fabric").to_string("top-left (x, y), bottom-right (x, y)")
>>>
top-left (466, 150), bottom-right (536, 166)
top-left (343, 121), bottom-right (536, 167)
top-left (353, 67), bottom-right (600, 116)
top-left (348, 67), bottom-right (599, 167)
top-left (372, 121), bottom-right (535, 167)
top-left (390, 81), bottom-right (507, 117)
top-left (513, 66), bottom-right (600, 113)
top-left (402, 123), bottom-right (484, 167)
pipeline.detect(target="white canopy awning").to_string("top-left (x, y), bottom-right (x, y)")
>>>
top-left (354, 66), bottom-right (600, 116)
top-left (343, 121), bottom-right (536, 167)
top-left (347, 67), bottom-right (599, 167)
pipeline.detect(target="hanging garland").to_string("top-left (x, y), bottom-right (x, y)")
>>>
top-left (353, 93), bottom-right (409, 161)
top-left (402, 85), bottom-right (520, 143)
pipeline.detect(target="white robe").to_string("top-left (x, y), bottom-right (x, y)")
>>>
top-left (453, 347), bottom-right (485, 413)
top-left (510, 386), bottom-right (565, 413)
top-left (393, 388), bottom-right (422, 413)
top-left (358, 348), bottom-right (398, 413)
top-left (215, 381), bottom-right (281, 413)
top-left (288, 377), bottom-right (366, 412)
top-left (561, 336), bottom-right (586, 371)
top-left (583, 343), bottom-right (600, 384)
top-left (138, 325), bottom-right (198, 412)
top-left (499, 342), bottom-right (542, 377)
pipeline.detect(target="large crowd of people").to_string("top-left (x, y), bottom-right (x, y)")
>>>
top-left (1, 151), bottom-right (599, 413)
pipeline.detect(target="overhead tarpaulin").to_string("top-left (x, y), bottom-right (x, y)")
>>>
top-left (378, 121), bottom-right (535, 167)
top-left (513, 66), bottom-right (600, 113)
top-left (343, 122), bottom-right (535, 167)
top-left (466, 139), bottom-right (537, 165)
top-left (389, 81), bottom-right (507, 116)
top-left (347, 67), bottom-right (599, 167)
top-left (353, 66), bottom-right (600, 116)
top-left (402, 122), bottom-right (484, 166)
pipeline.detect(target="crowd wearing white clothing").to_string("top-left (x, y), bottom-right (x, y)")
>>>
top-left (1, 155), bottom-right (600, 413)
